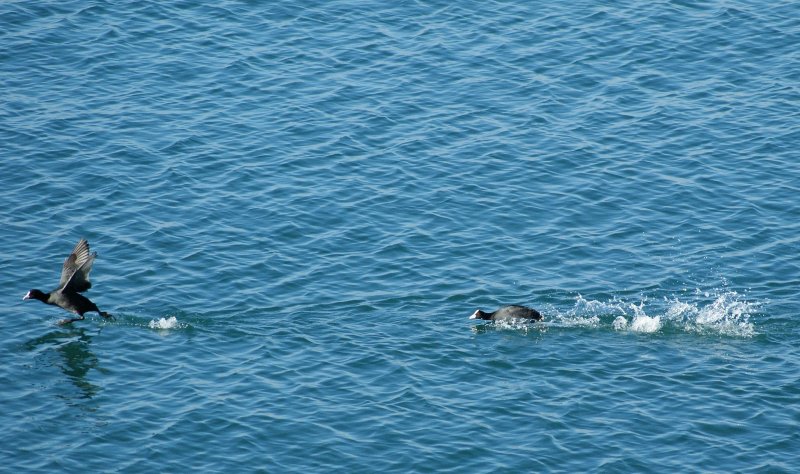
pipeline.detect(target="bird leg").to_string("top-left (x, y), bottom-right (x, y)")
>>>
top-left (58, 314), bottom-right (85, 325)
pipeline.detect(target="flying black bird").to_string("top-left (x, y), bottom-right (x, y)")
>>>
top-left (23, 239), bottom-right (112, 325)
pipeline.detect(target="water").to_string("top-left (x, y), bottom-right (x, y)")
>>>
top-left (2, 0), bottom-right (799, 471)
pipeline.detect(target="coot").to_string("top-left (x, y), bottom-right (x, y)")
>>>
top-left (469, 305), bottom-right (542, 322)
top-left (23, 239), bottom-right (112, 325)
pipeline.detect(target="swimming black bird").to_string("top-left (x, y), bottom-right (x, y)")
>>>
top-left (469, 305), bottom-right (543, 322)
top-left (23, 239), bottom-right (112, 325)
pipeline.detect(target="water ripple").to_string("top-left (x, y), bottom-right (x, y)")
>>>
top-left (3, 0), bottom-right (800, 471)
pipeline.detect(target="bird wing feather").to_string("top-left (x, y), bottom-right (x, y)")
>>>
top-left (58, 239), bottom-right (96, 293)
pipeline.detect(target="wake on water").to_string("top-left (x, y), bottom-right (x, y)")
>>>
top-left (479, 290), bottom-right (759, 338)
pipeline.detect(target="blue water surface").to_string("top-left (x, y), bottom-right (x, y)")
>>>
top-left (2, 0), bottom-right (800, 472)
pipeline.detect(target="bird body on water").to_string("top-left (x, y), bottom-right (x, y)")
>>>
top-left (469, 305), bottom-right (543, 322)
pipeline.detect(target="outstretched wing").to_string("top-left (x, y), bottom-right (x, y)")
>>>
top-left (58, 239), bottom-right (97, 293)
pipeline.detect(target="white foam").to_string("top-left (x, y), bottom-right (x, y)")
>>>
top-left (573, 294), bottom-right (627, 316)
top-left (668, 291), bottom-right (757, 337)
top-left (630, 315), bottom-right (661, 333)
top-left (612, 316), bottom-right (628, 330)
top-left (624, 301), bottom-right (660, 333)
top-left (490, 319), bottom-right (544, 333)
top-left (556, 315), bottom-right (601, 328)
top-left (566, 290), bottom-right (757, 337)
top-left (149, 316), bottom-right (179, 330)
top-left (550, 294), bottom-right (620, 328)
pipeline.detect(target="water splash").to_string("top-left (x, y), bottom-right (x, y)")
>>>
top-left (558, 291), bottom-right (757, 337)
top-left (629, 315), bottom-right (662, 333)
top-left (476, 318), bottom-right (546, 334)
top-left (665, 291), bottom-right (757, 337)
top-left (612, 316), bottom-right (628, 331)
top-left (628, 301), bottom-right (662, 333)
top-left (148, 316), bottom-right (180, 330)
top-left (553, 294), bottom-right (619, 329)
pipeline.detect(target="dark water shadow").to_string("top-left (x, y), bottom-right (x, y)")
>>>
top-left (23, 327), bottom-right (102, 400)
